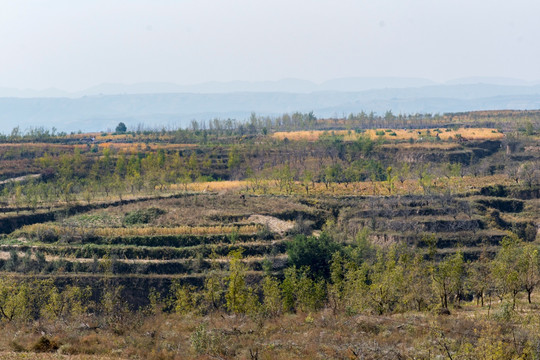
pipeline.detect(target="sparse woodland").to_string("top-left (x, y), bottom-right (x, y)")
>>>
top-left (0, 110), bottom-right (538, 359)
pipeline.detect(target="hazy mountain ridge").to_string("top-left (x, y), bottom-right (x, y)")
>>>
top-left (0, 77), bottom-right (504, 98)
top-left (1, 78), bottom-right (540, 133)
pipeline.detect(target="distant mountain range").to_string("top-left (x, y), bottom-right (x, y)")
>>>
top-left (0, 77), bottom-right (539, 133)
top-left (4, 77), bottom-right (540, 98)
top-left (0, 77), bottom-right (439, 98)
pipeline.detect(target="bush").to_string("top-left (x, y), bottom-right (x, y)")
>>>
top-left (36, 228), bottom-right (58, 243)
top-left (256, 224), bottom-right (274, 240)
top-left (9, 341), bottom-right (26, 352)
top-left (190, 324), bottom-right (226, 356)
top-left (32, 336), bottom-right (59, 353)
top-left (287, 232), bottom-right (340, 278)
top-left (196, 175), bottom-right (215, 182)
top-left (123, 208), bottom-right (166, 225)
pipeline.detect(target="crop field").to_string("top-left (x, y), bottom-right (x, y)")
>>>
top-left (272, 127), bottom-right (504, 141)
top-left (171, 174), bottom-right (514, 197)
top-left (170, 180), bottom-right (247, 192)
top-left (15, 223), bottom-right (261, 238)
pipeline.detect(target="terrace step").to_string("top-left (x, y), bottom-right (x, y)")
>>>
top-left (0, 240), bottom-right (289, 260)
top-left (368, 230), bottom-right (508, 249)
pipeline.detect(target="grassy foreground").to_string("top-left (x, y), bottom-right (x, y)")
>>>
top-left (0, 299), bottom-right (539, 360)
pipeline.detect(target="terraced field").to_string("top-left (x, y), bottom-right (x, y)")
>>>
top-left (0, 193), bottom-right (321, 286)
top-left (1, 184), bottom-right (537, 307)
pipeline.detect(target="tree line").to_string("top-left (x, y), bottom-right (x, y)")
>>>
top-left (3, 109), bottom-right (537, 144)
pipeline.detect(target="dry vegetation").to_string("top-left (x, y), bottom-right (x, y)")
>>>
top-left (1, 302), bottom-right (539, 359)
top-left (85, 193), bottom-right (315, 227)
top-left (97, 142), bottom-right (197, 152)
top-left (171, 180), bottom-right (247, 193)
top-left (272, 127), bottom-right (504, 141)
top-left (16, 223), bottom-right (261, 238)
top-left (172, 174), bottom-right (514, 197)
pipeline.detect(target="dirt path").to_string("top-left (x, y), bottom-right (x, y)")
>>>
top-left (247, 214), bottom-right (295, 235)
top-left (0, 174), bottom-right (41, 186)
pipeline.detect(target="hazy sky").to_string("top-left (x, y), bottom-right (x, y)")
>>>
top-left (1, 0), bottom-right (539, 91)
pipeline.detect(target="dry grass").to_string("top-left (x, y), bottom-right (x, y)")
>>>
top-left (16, 223), bottom-right (260, 238)
top-left (0, 143), bottom-right (85, 150)
top-left (0, 302), bottom-right (536, 359)
top-left (380, 142), bottom-right (462, 150)
top-left (170, 180), bottom-right (247, 192)
top-left (0, 353), bottom-right (122, 360)
top-left (272, 127), bottom-right (504, 141)
top-left (97, 142), bottom-right (197, 153)
top-left (81, 193), bottom-right (314, 228)
top-left (168, 174), bottom-right (513, 197)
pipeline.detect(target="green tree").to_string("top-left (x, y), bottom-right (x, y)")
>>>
top-left (517, 162), bottom-right (539, 188)
top-left (281, 266), bottom-right (298, 313)
top-left (100, 284), bottom-right (130, 331)
top-left (368, 248), bottom-right (404, 314)
top-left (401, 254), bottom-right (433, 311)
top-left (202, 252), bottom-right (225, 311)
top-left (172, 282), bottom-right (199, 314)
top-left (418, 168), bottom-right (433, 195)
top-left (246, 167), bottom-right (262, 193)
top-left (432, 251), bottom-right (465, 309)
top-left (492, 234), bottom-right (524, 309)
top-left (287, 233), bottom-right (340, 279)
top-left (274, 164), bottom-right (295, 194)
top-left (468, 248), bottom-right (493, 307)
top-left (225, 250), bottom-right (256, 313)
top-left (115, 122), bottom-right (127, 133)
top-left (301, 170), bottom-right (314, 196)
top-left (328, 252), bottom-right (346, 313)
top-left (524, 120), bottom-right (535, 136)
top-left (43, 285), bottom-right (91, 320)
top-left (385, 166), bottom-right (397, 195)
top-left (0, 279), bottom-right (33, 322)
top-left (13, 185), bottom-right (23, 213)
top-left (342, 263), bottom-right (369, 314)
top-left (126, 155), bottom-right (143, 193)
top-left (323, 164), bottom-right (343, 191)
top-left (397, 163), bottom-right (410, 184)
top-left (262, 275), bottom-right (282, 317)
top-left (227, 146), bottom-right (242, 179)
top-left (295, 269), bottom-right (326, 312)
top-left (521, 243), bottom-right (540, 304)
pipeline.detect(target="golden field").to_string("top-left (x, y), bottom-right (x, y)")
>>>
top-left (16, 224), bottom-right (261, 238)
top-left (272, 127), bottom-right (504, 141)
top-left (171, 174), bottom-right (514, 197)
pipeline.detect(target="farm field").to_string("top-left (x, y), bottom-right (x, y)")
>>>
top-left (272, 127), bottom-right (504, 141)
top-left (179, 174), bottom-right (515, 196)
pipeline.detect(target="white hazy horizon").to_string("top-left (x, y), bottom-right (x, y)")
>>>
top-left (1, 0), bottom-right (540, 92)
